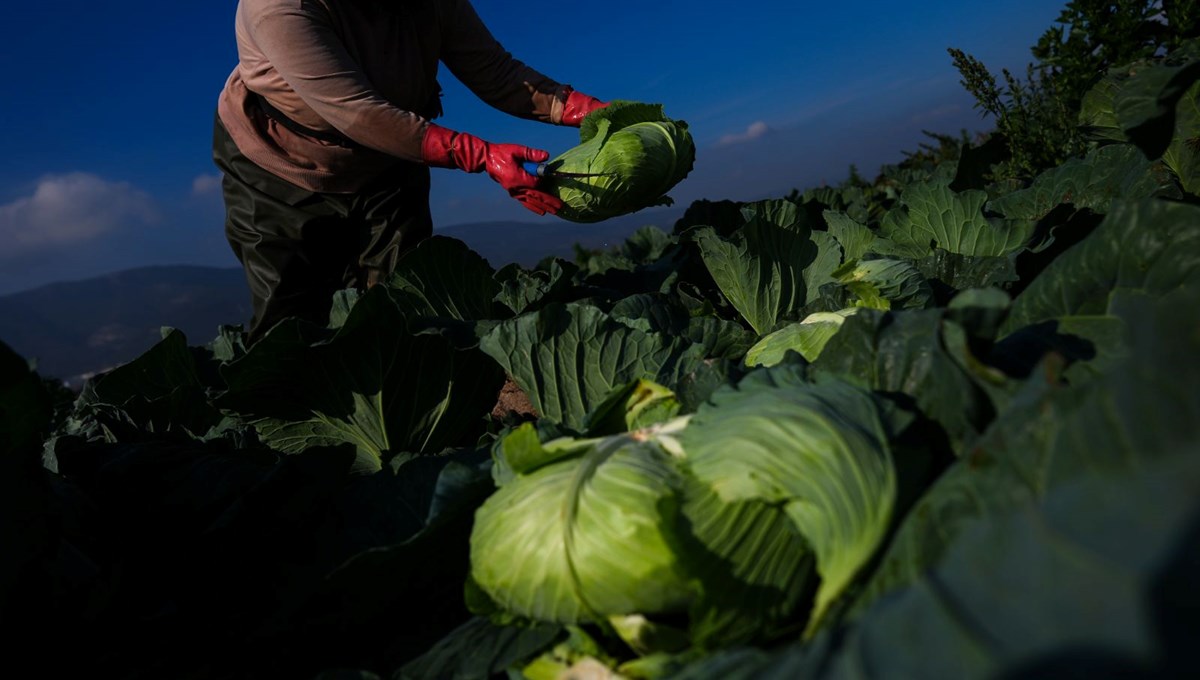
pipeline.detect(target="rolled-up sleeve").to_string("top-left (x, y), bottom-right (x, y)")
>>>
top-left (439, 0), bottom-right (566, 124)
top-left (248, 7), bottom-right (429, 161)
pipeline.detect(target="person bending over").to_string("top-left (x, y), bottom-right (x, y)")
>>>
top-left (213, 0), bottom-right (608, 341)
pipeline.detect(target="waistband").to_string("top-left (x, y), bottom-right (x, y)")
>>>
top-left (253, 93), bottom-right (363, 149)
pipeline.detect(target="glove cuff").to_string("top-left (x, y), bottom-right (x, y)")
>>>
top-left (420, 124), bottom-right (459, 168)
top-left (561, 88), bottom-right (608, 127)
top-left (420, 124), bottom-right (488, 172)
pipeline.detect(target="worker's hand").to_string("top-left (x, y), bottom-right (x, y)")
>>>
top-left (422, 124), bottom-right (563, 216)
top-left (561, 88), bottom-right (608, 127)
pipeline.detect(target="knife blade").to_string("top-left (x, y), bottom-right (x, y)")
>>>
top-left (523, 161), bottom-right (614, 178)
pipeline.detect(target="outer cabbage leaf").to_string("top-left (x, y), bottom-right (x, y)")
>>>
top-left (479, 303), bottom-right (711, 431)
top-left (672, 448), bottom-right (1200, 680)
top-left (1112, 49), bottom-right (1200, 159)
top-left (679, 368), bottom-right (896, 635)
top-left (384, 235), bottom-right (504, 324)
top-left (1000, 200), bottom-right (1200, 344)
top-left (62, 328), bottom-right (224, 443)
top-left (813, 305), bottom-right (1010, 451)
top-left (987, 144), bottom-right (1179, 221)
top-left (856, 284), bottom-right (1200, 614)
top-left (695, 200), bottom-right (843, 335)
top-left (913, 249), bottom-right (1019, 292)
top-left (1079, 71), bottom-right (1128, 143)
top-left (546, 102), bottom-right (695, 223)
top-left (397, 617), bottom-right (562, 680)
top-left (622, 224), bottom-right (675, 263)
top-left (217, 287), bottom-right (502, 472)
top-left (823, 211), bottom-right (881, 262)
top-left (470, 429), bottom-right (692, 623)
top-left (823, 449), bottom-right (1200, 679)
top-left (494, 259), bottom-right (580, 316)
top-left (744, 310), bottom-right (857, 366)
top-left (880, 180), bottom-right (1033, 257)
top-left (1077, 46), bottom-right (1200, 158)
top-left (676, 473), bottom-right (816, 648)
top-left (293, 450), bottom-right (498, 662)
top-left (610, 293), bottom-right (690, 336)
top-left (830, 258), bottom-right (933, 311)
top-left (1164, 81), bottom-right (1200, 195)
top-left (581, 379), bottom-right (681, 436)
top-left (670, 292), bottom-right (1200, 679)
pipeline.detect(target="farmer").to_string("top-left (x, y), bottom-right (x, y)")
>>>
top-left (212, 0), bottom-right (607, 341)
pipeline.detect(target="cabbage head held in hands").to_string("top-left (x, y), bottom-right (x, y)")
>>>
top-left (542, 102), bottom-right (695, 223)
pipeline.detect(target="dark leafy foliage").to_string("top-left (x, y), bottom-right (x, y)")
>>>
top-left (4, 7), bottom-right (1200, 678)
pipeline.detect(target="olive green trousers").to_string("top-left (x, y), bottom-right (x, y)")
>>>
top-left (212, 115), bottom-right (432, 341)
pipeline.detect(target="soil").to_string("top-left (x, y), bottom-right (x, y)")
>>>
top-left (491, 376), bottom-right (538, 421)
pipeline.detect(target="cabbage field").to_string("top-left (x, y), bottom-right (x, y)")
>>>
top-left (4, 10), bottom-right (1200, 680)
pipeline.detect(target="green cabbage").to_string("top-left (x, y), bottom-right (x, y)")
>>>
top-left (545, 102), bottom-right (695, 223)
top-left (469, 423), bottom-right (694, 623)
top-left (468, 371), bottom-right (897, 641)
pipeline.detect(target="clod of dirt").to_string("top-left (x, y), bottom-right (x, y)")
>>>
top-left (491, 376), bottom-right (538, 421)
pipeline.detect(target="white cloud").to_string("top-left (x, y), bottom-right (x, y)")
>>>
top-left (0, 173), bottom-right (160, 258)
top-left (717, 120), bottom-right (771, 146)
top-left (191, 173), bottom-right (222, 196)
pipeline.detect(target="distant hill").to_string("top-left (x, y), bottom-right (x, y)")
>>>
top-left (0, 210), bottom-right (683, 386)
top-left (440, 207), bottom-right (682, 268)
top-left (0, 266), bottom-right (253, 386)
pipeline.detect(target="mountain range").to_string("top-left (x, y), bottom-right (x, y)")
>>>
top-left (437, 207), bottom-right (680, 267)
top-left (0, 210), bottom-right (681, 386)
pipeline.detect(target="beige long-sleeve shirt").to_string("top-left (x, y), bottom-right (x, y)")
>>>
top-left (217, 0), bottom-right (568, 193)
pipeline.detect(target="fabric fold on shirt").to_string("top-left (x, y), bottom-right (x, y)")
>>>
top-left (218, 0), bottom-right (568, 194)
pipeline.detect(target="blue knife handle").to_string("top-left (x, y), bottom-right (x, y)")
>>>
top-left (523, 161), bottom-right (548, 177)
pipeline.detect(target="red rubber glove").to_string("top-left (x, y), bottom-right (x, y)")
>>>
top-left (561, 87), bottom-right (609, 127)
top-left (421, 124), bottom-right (563, 216)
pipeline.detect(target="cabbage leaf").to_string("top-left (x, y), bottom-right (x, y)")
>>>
top-left (545, 102), bottom-right (695, 223)
top-left (679, 368), bottom-right (897, 635)
top-left (470, 427), bottom-right (693, 623)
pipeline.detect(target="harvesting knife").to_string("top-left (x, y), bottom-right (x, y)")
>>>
top-left (523, 161), bottom-right (614, 178)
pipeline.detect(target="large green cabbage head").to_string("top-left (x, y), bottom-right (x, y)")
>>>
top-left (545, 101), bottom-right (695, 223)
top-left (468, 371), bottom-right (897, 642)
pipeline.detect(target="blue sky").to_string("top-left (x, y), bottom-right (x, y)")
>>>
top-left (0, 0), bottom-right (1068, 295)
